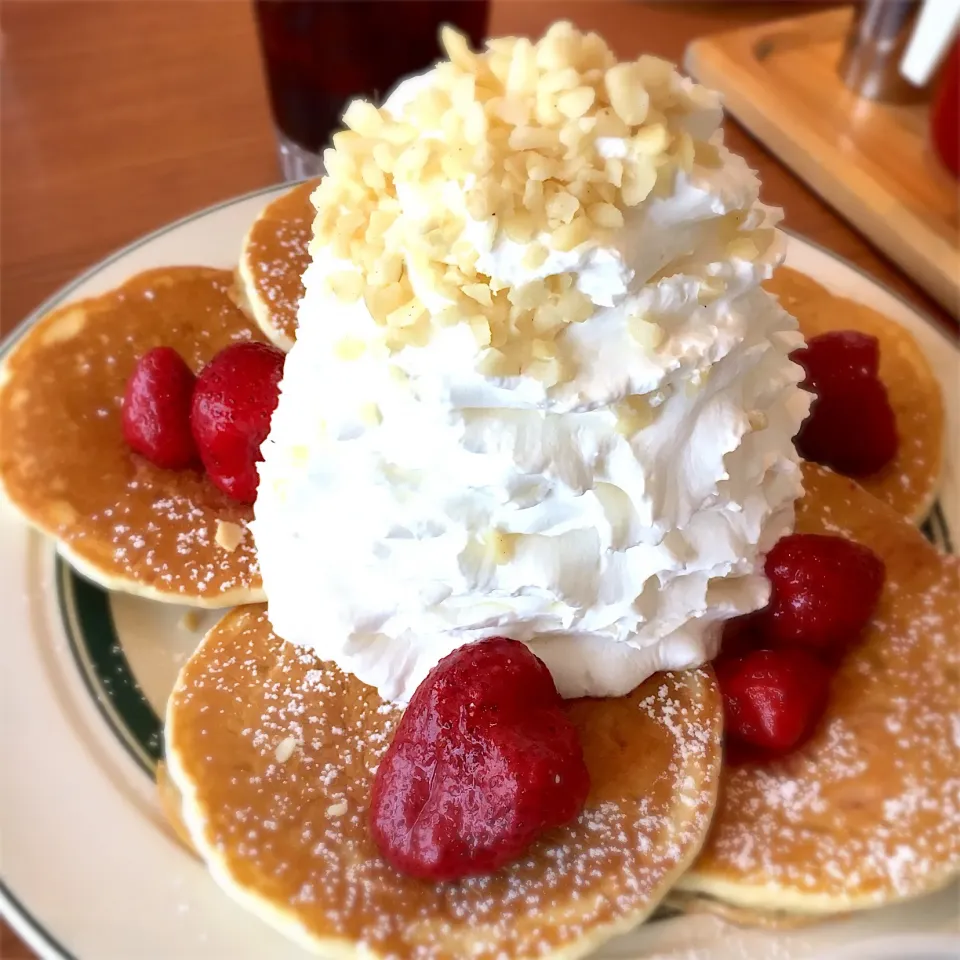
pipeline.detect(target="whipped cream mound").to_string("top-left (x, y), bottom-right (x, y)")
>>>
top-left (254, 23), bottom-right (811, 702)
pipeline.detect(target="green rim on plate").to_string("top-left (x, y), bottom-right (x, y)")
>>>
top-left (57, 558), bottom-right (162, 777)
top-left (56, 506), bottom-right (952, 784)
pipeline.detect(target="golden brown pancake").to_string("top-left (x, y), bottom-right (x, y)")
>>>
top-left (679, 462), bottom-right (960, 916)
top-left (766, 268), bottom-right (944, 524)
top-left (165, 607), bottom-right (723, 960)
top-left (664, 889), bottom-right (839, 930)
top-left (233, 179), bottom-right (320, 351)
top-left (0, 267), bottom-right (265, 607)
top-left (155, 761), bottom-right (198, 857)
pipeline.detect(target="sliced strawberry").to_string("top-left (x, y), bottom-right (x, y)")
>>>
top-left (718, 610), bottom-right (766, 661)
top-left (790, 330), bottom-right (879, 389)
top-left (790, 330), bottom-right (898, 476)
top-left (190, 341), bottom-right (284, 504)
top-left (761, 533), bottom-right (885, 655)
top-left (717, 648), bottom-right (830, 754)
top-left (370, 638), bottom-right (589, 881)
top-left (794, 377), bottom-right (898, 477)
top-left (122, 347), bottom-right (198, 470)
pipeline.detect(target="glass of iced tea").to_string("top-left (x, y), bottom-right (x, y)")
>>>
top-left (252, 0), bottom-right (489, 180)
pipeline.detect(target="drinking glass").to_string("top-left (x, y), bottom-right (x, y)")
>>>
top-left (252, 0), bottom-right (489, 180)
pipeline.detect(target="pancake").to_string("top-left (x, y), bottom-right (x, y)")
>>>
top-left (156, 760), bottom-right (198, 856)
top-left (233, 179), bottom-right (319, 351)
top-left (663, 889), bottom-right (839, 930)
top-left (766, 267), bottom-right (944, 524)
top-left (679, 462), bottom-right (960, 917)
top-left (0, 267), bottom-right (265, 607)
top-left (165, 607), bottom-right (723, 960)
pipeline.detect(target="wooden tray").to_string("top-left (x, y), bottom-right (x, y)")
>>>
top-left (685, 8), bottom-right (959, 314)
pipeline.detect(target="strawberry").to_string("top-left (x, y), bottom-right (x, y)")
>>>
top-left (790, 330), bottom-right (879, 389)
top-left (370, 638), bottom-right (590, 881)
top-left (794, 377), bottom-right (898, 477)
top-left (190, 341), bottom-right (284, 504)
top-left (791, 331), bottom-right (898, 476)
top-left (762, 533), bottom-right (885, 655)
top-left (718, 610), bottom-right (765, 661)
top-left (122, 347), bottom-right (198, 470)
top-left (717, 648), bottom-right (830, 754)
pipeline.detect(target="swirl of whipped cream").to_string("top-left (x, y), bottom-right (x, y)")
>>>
top-left (254, 25), bottom-right (810, 702)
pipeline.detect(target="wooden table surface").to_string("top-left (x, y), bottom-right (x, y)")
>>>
top-left (0, 1), bottom-right (952, 956)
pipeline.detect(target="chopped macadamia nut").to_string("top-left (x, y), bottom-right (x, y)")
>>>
top-left (215, 520), bottom-right (244, 553)
top-left (309, 22), bottom-right (749, 379)
top-left (615, 395), bottom-right (656, 436)
top-left (628, 315), bottom-right (664, 352)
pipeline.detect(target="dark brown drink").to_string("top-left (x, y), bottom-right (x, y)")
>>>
top-left (253, 0), bottom-right (488, 177)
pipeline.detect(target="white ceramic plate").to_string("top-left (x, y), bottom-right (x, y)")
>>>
top-left (0, 184), bottom-right (957, 960)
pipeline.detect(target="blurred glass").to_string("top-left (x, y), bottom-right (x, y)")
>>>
top-left (253, 0), bottom-right (488, 180)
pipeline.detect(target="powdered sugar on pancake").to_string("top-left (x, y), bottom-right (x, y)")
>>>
top-left (0, 267), bottom-right (264, 605)
top-left (166, 606), bottom-right (723, 959)
top-left (685, 465), bottom-right (960, 911)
